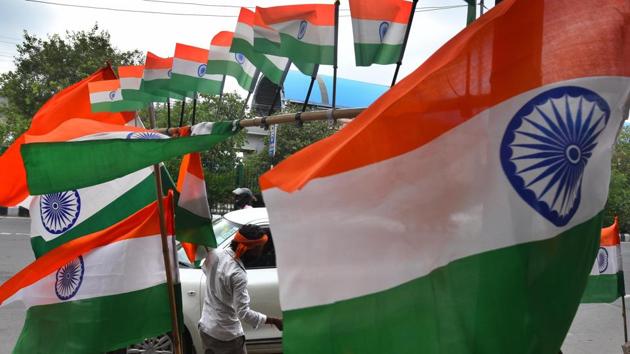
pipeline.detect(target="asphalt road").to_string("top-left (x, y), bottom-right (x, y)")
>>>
top-left (0, 217), bottom-right (629, 354)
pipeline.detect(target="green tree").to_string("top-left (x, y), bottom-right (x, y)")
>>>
top-left (604, 124), bottom-right (630, 233)
top-left (0, 24), bottom-right (142, 144)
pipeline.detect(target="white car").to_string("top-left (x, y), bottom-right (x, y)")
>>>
top-left (121, 208), bottom-right (282, 354)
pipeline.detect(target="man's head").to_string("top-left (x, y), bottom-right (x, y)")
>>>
top-left (231, 224), bottom-right (268, 261)
top-left (232, 187), bottom-right (256, 209)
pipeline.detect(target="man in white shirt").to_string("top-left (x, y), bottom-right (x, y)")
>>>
top-left (198, 224), bottom-right (282, 354)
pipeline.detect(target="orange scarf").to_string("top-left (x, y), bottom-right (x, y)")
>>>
top-left (233, 231), bottom-right (268, 259)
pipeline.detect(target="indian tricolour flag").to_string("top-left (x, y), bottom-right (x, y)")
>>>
top-left (208, 31), bottom-right (258, 91)
top-left (141, 51), bottom-right (186, 100)
top-left (232, 7), bottom-right (289, 85)
top-left (582, 217), bottom-right (625, 303)
top-left (253, 4), bottom-right (335, 66)
top-left (172, 43), bottom-right (223, 95)
top-left (0, 195), bottom-right (175, 354)
top-left (260, 0), bottom-right (630, 353)
top-left (88, 79), bottom-right (145, 113)
top-left (349, 0), bottom-right (412, 66)
top-left (119, 65), bottom-right (167, 103)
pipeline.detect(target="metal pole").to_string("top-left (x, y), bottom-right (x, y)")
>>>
top-left (191, 94), bottom-right (198, 125)
top-left (391, 0), bottom-right (419, 87)
top-left (216, 75), bottom-right (226, 119)
top-left (623, 294), bottom-right (629, 342)
top-left (332, 0), bottom-right (339, 109)
top-left (167, 98), bottom-right (171, 128)
top-left (480, 0), bottom-right (485, 15)
top-left (267, 60), bottom-right (292, 117)
top-left (241, 70), bottom-right (260, 116)
top-left (178, 98), bottom-right (186, 127)
top-left (148, 103), bottom-right (183, 354)
top-left (301, 64), bottom-right (320, 112)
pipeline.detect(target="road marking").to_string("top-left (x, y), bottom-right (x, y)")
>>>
top-left (0, 232), bottom-right (11, 235)
top-left (15, 233), bottom-right (29, 236)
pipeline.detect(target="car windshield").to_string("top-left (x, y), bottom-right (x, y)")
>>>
top-left (177, 216), bottom-right (241, 268)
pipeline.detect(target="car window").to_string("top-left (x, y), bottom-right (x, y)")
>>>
top-left (241, 227), bottom-right (276, 270)
top-left (213, 218), bottom-right (240, 246)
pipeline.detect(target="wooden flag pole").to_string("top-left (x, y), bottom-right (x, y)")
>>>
top-left (267, 60), bottom-right (292, 117)
top-left (332, 0), bottom-right (339, 110)
top-left (178, 98), bottom-right (186, 127)
top-left (391, 0), bottom-right (419, 87)
top-left (301, 64), bottom-right (320, 112)
top-left (148, 103), bottom-right (184, 354)
top-left (242, 70), bottom-right (261, 116)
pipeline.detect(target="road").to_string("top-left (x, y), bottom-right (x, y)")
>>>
top-left (0, 217), bottom-right (629, 353)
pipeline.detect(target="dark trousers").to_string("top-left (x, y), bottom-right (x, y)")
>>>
top-left (199, 330), bottom-right (247, 354)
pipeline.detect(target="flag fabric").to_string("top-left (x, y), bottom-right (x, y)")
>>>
top-left (582, 217), bottom-right (625, 303)
top-left (208, 31), bottom-right (258, 91)
top-left (172, 43), bottom-right (223, 95)
top-left (0, 194), bottom-right (175, 354)
top-left (119, 65), bottom-right (168, 103)
top-left (349, 0), bottom-right (412, 66)
top-left (141, 52), bottom-right (186, 99)
top-left (176, 152), bottom-right (216, 250)
top-left (88, 79), bottom-right (145, 113)
top-left (232, 8), bottom-right (289, 85)
top-left (21, 120), bottom-right (238, 195)
top-left (259, 0), bottom-right (630, 353)
top-left (0, 67), bottom-right (134, 207)
top-left (253, 4), bottom-right (335, 66)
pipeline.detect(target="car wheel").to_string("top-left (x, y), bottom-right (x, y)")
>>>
top-left (108, 331), bottom-right (194, 354)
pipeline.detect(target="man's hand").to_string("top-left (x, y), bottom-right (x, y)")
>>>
top-left (266, 317), bottom-right (283, 331)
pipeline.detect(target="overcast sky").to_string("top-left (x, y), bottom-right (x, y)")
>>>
top-left (0, 0), bottom-right (498, 95)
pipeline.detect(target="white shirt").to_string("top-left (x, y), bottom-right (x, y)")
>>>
top-left (199, 248), bottom-right (267, 341)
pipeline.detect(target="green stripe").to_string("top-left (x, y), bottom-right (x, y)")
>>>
top-left (122, 89), bottom-right (168, 103)
top-left (13, 283), bottom-right (173, 354)
top-left (231, 38), bottom-right (285, 85)
top-left (207, 60), bottom-right (253, 91)
top-left (23, 122), bottom-right (237, 195)
top-left (170, 73), bottom-right (222, 96)
top-left (254, 35), bottom-right (334, 65)
top-left (283, 213), bottom-right (602, 354)
top-left (354, 43), bottom-right (403, 66)
top-left (175, 207), bottom-right (216, 247)
top-left (141, 79), bottom-right (189, 100)
top-left (91, 100), bottom-right (145, 113)
top-left (581, 272), bottom-right (625, 303)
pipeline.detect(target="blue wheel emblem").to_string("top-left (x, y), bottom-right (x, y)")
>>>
top-left (108, 90), bottom-right (117, 101)
top-left (40, 190), bottom-right (81, 234)
top-left (297, 20), bottom-right (308, 40)
top-left (167, 69), bottom-right (172, 78)
top-left (197, 64), bottom-right (207, 77)
top-left (126, 132), bottom-right (168, 139)
top-left (55, 256), bottom-right (85, 301)
top-left (500, 86), bottom-right (610, 227)
top-left (379, 22), bottom-right (390, 43)
top-left (235, 53), bottom-right (245, 65)
top-left (597, 247), bottom-right (609, 273)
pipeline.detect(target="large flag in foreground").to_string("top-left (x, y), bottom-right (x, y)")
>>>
top-left (582, 217), bottom-right (625, 303)
top-left (20, 120), bottom-right (237, 195)
top-left (260, 0), bottom-right (630, 353)
top-left (0, 194), bottom-right (174, 354)
top-left (349, 0), bottom-right (412, 66)
top-left (0, 66), bottom-right (134, 207)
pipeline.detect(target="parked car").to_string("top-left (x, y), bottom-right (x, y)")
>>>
top-left (121, 208), bottom-right (282, 354)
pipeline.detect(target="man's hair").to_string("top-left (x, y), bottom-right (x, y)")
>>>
top-left (230, 224), bottom-right (265, 252)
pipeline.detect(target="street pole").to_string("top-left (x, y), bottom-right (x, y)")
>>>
top-left (148, 103), bottom-right (183, 354)
top-left (391, 0), bottom-right (419, 87)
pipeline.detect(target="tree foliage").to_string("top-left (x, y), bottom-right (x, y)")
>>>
top-left (0, 25), bottom-right (142, 144)
top-left (604, 124), bottom-right (630, 233)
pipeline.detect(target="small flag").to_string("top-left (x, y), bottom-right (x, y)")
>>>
top-left (0, 194), bottom-right (175, 354)
top-left (172, 43), bottom-right (223, 95)
top-left (141, 52), bottom-right (186, 100)
top-left (232, 8), bottom-right (289, 85)
top-left (88, 79), bottom-right (145, 113)
top-left (349, 0), bottom-right (412, 66)
top-left (119, 65), bottom-right (167, 103)
top-left (259, 0), bottom-right (630, 352)
top-left (582, 217), bottom-right (626, 303)
top-left (208, 31), bottom-right (258, 91)
top-left (253, 4), bottom-right (335, 66)
top-left (177, 152), bottom-right (216, 253)
top-left (21, 120), bottom-right (238, 195)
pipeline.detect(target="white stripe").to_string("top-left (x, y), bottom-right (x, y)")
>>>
top-left (253, 25), bottom-right (281, 44)
top-left (143, 68), bottom-right (170, 81)
top-left (120, 77), bottom-right (142, 90)
top-left (351, 18), bottom-right (407, 45)
top-left (264, 76), bottom-right (630, 311)
top-left (234, 22), bottom-right (254, 45)
top-left (30, 168), bottom-right (154, 241)
top-left (89, 89), bottom-right (122, 104)
top-left (269, 20), bottom-right (334, 46)
top-left (4, 235), bottom-right (170, 307)
top-left (70, 131), bottom-right (169, 142)
top-left (590, 244), bottom-right (622, 275)
top-left (267, 54), bottom-right (288, 71)
top-left (203, 73), bottom-right (224, 81)
top-left (209, 45), bottom-right (257, 77)
top-left (172, 57), bottom-right (207, 79)
top-left (190, 122), bottom-right (216, 135)
top-left (179, 173), bottom-right (211, 219)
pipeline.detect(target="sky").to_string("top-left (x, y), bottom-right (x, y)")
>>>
top-left (0, 0), bottom-right (498, 95)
